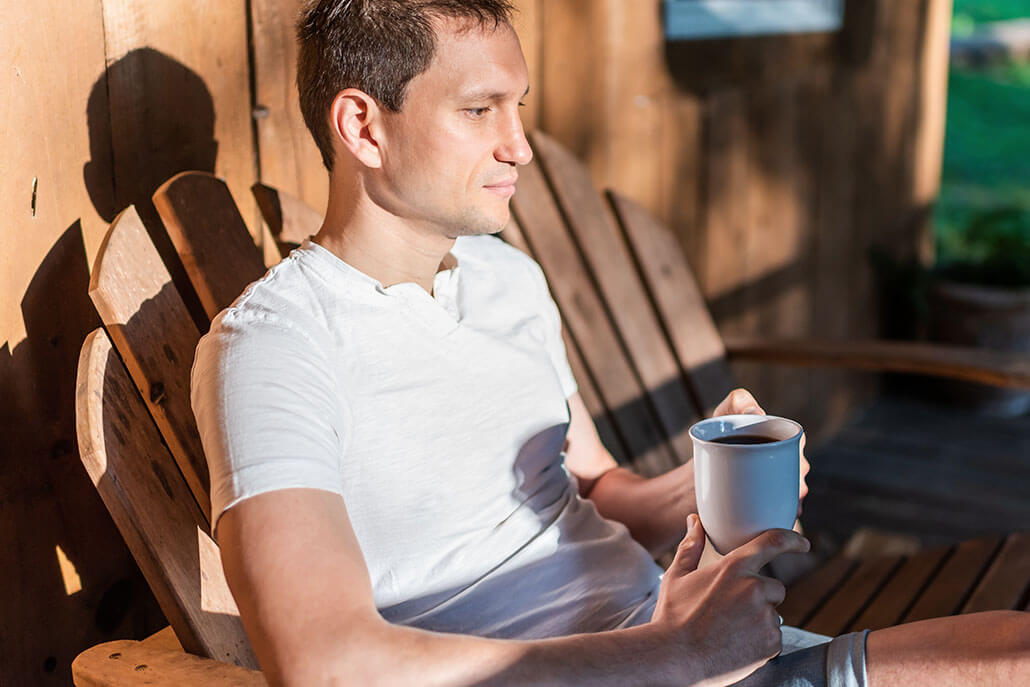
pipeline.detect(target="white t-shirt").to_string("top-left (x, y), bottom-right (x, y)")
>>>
top-left (191, 235), bottom-right (662, 639)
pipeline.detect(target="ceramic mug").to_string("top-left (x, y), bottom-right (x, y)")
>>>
top-left (690, 414), bottom-right (802, 555)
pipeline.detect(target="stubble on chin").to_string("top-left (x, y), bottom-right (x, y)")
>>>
top-left (443, 204), bottom-right (511, 238)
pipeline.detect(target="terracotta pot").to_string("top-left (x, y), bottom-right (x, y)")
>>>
top-left (927, 280), bottom-right (1030, 416)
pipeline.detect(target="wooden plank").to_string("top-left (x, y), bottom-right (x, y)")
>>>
top-left (781, 555), bottom-right (858, 628)
top-left (153, 173), bottom-right (267, 321)
top-left (76, 329), bottom-right (255, 667)
top-left (849, 546), bottom-right (950, 631)
top-left (249, 0), bottom-right (328, 216)
top-left (88, 207), bottom-right (211, 524)
top-left (252, 182), bottom-right (324, 249)
top-left (724, 337), bottom-right (1030, 389)
top-left (1, 4), bottom-right (172, 682)
top-left (511, 156), bottom-right (678, 477)
top-left (911, 0), bottom-right (954, 261)
top-left (142, 626), bottom-right (183, 653)
top-left (745, 83), bottom-right (811, 426)
top-left (72, 639), bottom-right (264, 687)
top-left (608, 191), bottom-right (735, 415)
top-left (805, 555), bottom-right (904, 637)
top-left (603, 0), bottom-right (674, 218)
top-left (531, 131), bottom-right (700, 465)
top-left (903, 537), bottom-right (1003, 623)
top-left (538, 0), bottom-right (607, 171)
top-left (100, 0), bottom-right (259, 243)
top-left (962, 531), bottom-right (1030, 613)
top-left (510, 0), bottom-right (542, 132)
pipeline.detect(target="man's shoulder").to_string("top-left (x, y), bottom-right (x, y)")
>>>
top-left (201, 246), bottom-right (344, 353)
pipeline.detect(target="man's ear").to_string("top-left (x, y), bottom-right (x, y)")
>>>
top-left (330, 89), bottom-right (384, 169)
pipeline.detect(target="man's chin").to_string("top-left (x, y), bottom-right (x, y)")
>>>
top-left (446, 209), bottom-right (511, 237)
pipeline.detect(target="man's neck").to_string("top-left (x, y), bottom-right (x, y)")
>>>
top-left (313, 185), bottom-right (456, 296)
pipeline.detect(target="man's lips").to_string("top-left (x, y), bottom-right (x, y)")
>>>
top-left (484, 178), bottom-right (518, 196)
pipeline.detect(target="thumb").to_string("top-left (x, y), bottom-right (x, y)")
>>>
top-left (672, 514), bottom-right (705, 575)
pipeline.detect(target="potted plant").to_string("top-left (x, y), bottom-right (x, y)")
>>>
top-left (927, 205), bottom-right (1030, 415)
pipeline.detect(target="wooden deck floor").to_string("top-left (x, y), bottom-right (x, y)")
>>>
top-left (802, 391), bottom-right (1030, 552)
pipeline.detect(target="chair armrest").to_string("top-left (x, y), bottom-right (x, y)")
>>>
top-left (723, 337), bottom-right (1030, 389)
top-left (72, 639), bottom-right (265, 687)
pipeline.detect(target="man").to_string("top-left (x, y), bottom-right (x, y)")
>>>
top-left (190, 1), bottom-right (1030, 685)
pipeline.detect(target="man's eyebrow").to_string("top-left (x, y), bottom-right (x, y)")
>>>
top-left (459, 85), bottom-right (531, 101)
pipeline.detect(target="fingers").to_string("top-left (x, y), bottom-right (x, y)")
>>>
top-left (713, 388), bottom-right (766, 417)
top-left (731, 528), bottom-right (810, 573)
top-left (758, 576), bottom-right (787, 607)
top-left (671, 514), bottom-right (705, 576)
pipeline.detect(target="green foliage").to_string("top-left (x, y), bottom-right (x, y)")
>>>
top-left (936, 206), bottom-right (1030, 287)
top-left (952, 0), bottom-right (1030, 34)
top-left (936, 4), bottom-right (1030, 287)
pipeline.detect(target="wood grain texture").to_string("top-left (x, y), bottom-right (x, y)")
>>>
top-left (962, 532), bottom-right (1030, 613)
top-left (73, 639), bottom-right (264, 687)
top-left (511, 154), bottom-right (678, 477)
top-left (154, 173), bottom-right (268, 321)
top-left (848, 546), bottom-right (950, 631)
top-left (804, 555), bottom-right (904, 637)
top-left (510, 0), bottom-right (541, 132)
top-left (141, 626), bottom-right (183, 653)
top-left (100, 0), bottom-right (258, 239)
top-left (252, 182), bottom-right (323, 249)
top-left (249, 0), bottom-right (328, 216)
top-left (76, 329), bottom-right (255, 667)
top-left (723, 337), bottom-right (1030, 389)
top-left (781, 556), bottom-right (858, 628)
top-left (903, 537), bottom-right (1002, 622)
top-left (88, 207), bottom-right (211, 522)
top-left (608, 190), bottom-right (735, 415)
top-left (0, 3), bottom-right (166, 682)
top-left (531, 131), bottom-right (699, 465)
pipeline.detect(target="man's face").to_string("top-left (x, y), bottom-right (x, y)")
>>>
top-left (373, 19), bottom-right (532, 238)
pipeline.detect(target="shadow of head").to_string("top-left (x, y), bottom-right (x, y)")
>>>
top-left (84, 47), bottom-right (218, 222)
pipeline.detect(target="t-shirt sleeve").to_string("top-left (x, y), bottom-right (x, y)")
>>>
top-left (191, 308), bottom-right (348, 537)
top-left (528, 261), bottom-right (579, 399)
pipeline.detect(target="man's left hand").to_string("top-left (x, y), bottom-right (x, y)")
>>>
top-left (711, 388), bottom-right (810, 516)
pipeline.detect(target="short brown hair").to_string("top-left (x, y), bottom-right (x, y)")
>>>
top-left (297, 0), bottom-right (515, 171)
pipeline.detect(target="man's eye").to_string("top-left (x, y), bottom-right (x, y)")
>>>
top-left (465, 107), bottom-right (491, 118)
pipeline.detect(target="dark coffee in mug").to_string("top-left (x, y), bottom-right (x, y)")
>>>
top-left (710, 434), bottom-right (779, 445)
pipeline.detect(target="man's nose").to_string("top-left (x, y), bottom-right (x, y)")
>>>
top-left (496, 116), bottom-right (533, 166)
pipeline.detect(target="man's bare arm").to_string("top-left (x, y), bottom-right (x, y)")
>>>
top-left (563, 392), bottom-right (693, 556)
top-left (218, 488), bottom-right (803, 686)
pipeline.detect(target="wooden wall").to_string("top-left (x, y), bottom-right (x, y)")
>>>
top-left (514, 0), bottom-right (952, 439)
top-left (0, 0), bottom-right (949, 682)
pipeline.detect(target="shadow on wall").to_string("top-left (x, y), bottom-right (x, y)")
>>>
top-left (0, 48), bottom-right (224, 683)
top-left (84, 46), bottom-right (219, 329)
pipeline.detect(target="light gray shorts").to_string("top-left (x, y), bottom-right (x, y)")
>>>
top-left (733, 626), bottom-right (870, 687)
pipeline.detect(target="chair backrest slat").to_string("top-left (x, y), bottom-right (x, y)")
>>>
top-left (511, 148), bottom-right (678, 477)
top-left (76, 328), bottom-right (255, 667)
top-left (607, 190), bottom-right (736, 415)
top-left (88, 206), bottom-right (211, 523)
top-left (252, 182), bottom-right (324, 248)
top-left (528, 131), bottom-right (701, 465)
top-left (154, 172), bottom-right (268, 321)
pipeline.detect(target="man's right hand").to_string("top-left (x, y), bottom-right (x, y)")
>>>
top-left (650, 515), bottom-right (810, 687)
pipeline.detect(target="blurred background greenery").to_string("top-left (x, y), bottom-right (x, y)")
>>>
top-left (936, 0), bottom-right (1030, 284)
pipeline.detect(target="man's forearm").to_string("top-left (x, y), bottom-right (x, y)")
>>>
top-left (585, 463), bottom-right (694, 556)
top-left (300, 616), bottom-right (696, 687)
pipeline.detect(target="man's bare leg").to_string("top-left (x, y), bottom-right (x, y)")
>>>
top-left (866, 610), bottom-right (1029, 685)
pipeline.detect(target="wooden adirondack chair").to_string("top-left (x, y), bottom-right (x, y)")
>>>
top-left (72, 131), bottom-right (1030, 686)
